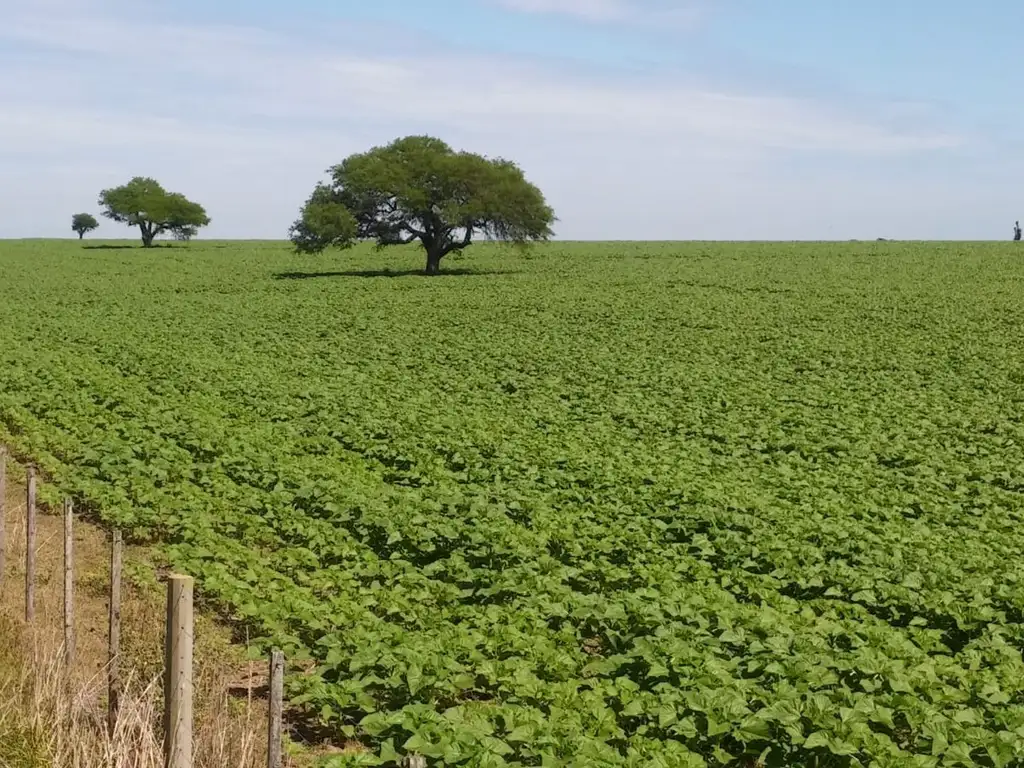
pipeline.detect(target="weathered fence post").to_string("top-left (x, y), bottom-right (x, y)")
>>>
top-left (164, 574), bottom-right (194, 768)
top-left (0, 446), bottom-right (6, 584)
top-left (108, 529), bottom-right (122, 735)
top-left (64, 498), bottom-right (75, 669)
top-left (267, 649), bottom-right (285, 768)
top-left (25, 466), bottom-right (36, 624)
top-left (403, 755), bottom-right (427, 768)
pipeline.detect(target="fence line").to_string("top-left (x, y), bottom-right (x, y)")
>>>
top-left (268, 650), bottom-right (284, 768)
top-left (164, 574), bottom-right (194, 768)
top-left (1, 448), bottom-right (431, 766)
top-left (0, 447), bottom-right (6, 584)
top-left (63, 498), bottom-right (74, 670)
top-left (108, 528), bottom-right (122, 735)
top-left (25, 466), bottom-right (36, 623)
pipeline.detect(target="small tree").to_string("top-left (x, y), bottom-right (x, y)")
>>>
top-left (97, 177), bottom-right (210, 247)
top-left (71, 213), bottom-right (99, 239)
top-left (289, 135), bottom-right (555, 274)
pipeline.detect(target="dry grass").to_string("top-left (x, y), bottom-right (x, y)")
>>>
top-left (0, 610), bottom-right (263, 768)
top-left (0, 452), bottom-right (283, 768)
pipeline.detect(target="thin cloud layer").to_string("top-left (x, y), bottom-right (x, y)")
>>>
top-left (0, 0), bottom-right (989, 240)
top-left (0, 9), bottom-right (960, 154)
top-left (490, 0), bottom-right (705, 25)
top-left (493, 0), bottom-right (638, 22)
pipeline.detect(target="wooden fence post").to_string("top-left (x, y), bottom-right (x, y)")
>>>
top-left (164, 574), bottom-right (194, 768)
top-left (403, 756), bottom-right (427, 768)
top-left (25, 466), bottom-right (36, 624)
top-left (108, 529), bottom-right (122, 735)
top-left (0, 446), bottom-right (6, 585)
top-left (64, 498), bottom-right (74, 669)
top-left (267, 649), bottom-right (285, 768)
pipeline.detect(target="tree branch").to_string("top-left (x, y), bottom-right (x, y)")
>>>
top-left (380, 231), bottom-right (419, 246)
top-left (441, 224), bottom-right (474, 257)
top-left (402, 221), bottom-right (426, 238)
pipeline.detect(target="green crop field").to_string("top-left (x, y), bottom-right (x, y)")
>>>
top-left (2, 239), bottom-right (1024, 766)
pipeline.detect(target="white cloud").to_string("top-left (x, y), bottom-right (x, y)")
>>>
top-left (493, 0), bottom-right (634, 22)
top-left (0, 12), bottom-right (959, 155)
top-left (0, 0), bottom-right (993, 240)
top-left (0, 107), bottom-right (291, 156)
top-left (488, 0), bottom-right (704, 26)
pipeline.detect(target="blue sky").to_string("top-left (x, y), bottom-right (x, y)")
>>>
top-left (1, 0), bottom-right (1020, 240)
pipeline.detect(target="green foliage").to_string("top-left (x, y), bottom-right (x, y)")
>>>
top-left (70, 212), bottom-right (99, 239)
top-left (290, 136), bottom-right (555, 274)
top-left (288, 184), bottom-right (358, 255)
top-left (2, 239), bottom-right (1024, 766)
top-left (97, 176), bottom-right (210, 247)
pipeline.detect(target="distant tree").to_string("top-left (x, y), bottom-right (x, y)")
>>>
top-left (97, 177), bottom-right (210, 247)
top-left (289, 135), bottom-right (556, 274)
top-left (71, 212), bottom-right (99, 239)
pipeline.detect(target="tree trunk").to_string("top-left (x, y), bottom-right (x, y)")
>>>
top-left (77, 232), bottom-right (83, 239)
top-left (424, 249), bottom-right (443, 275)
top-left (140, 224), bottom-right (155, 248)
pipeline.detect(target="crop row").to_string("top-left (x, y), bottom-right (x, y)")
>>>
top-left (1, 241), bottom-right (1024, 765)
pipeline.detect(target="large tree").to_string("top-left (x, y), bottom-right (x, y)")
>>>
top-left (97, 177), bottom-right (210, 247)
top-left (289, 136), bottom-right (555, 274)
top-left (71, 212), bottom-right (99, 239)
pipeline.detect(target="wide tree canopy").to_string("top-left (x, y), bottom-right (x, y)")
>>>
top-left (98, 177), bottom-right (210, 247)
top-left (289, 136), bottom-right (555, 274)
top-left (71, 212), bottom-right (99, 239)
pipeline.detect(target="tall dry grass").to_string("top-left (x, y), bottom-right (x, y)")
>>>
top-left (0, 609), bottom-right (265, 768)
top-left (0, 459), bottom-right (273, 768)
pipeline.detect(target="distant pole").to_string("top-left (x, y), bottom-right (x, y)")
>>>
top-left (108, 529), bottom-right (123, 735)
top-left (63, 498), bottom-right (75, 669)
top-left (0, 446), bottom-right (6, 584)
top-left (25, 467), bottom-right (36, 624)
top-left (164, 574), bottom-right (194, 768)
top-left (267, 650), bottom-right (285, 768)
